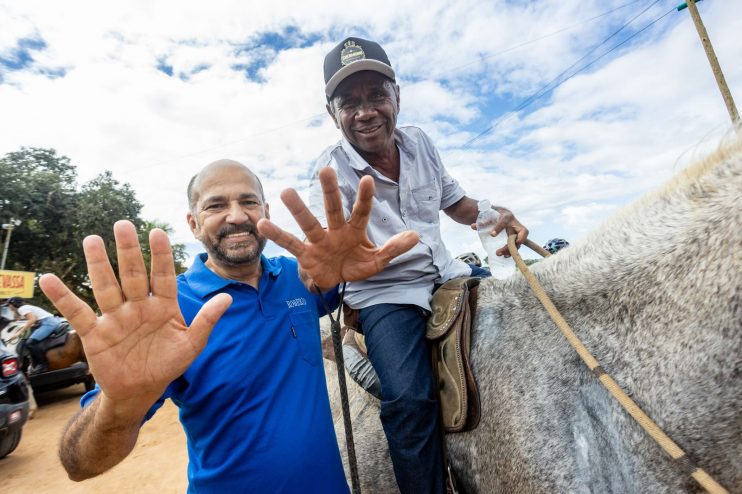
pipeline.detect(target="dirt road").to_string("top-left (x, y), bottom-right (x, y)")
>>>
top-left (0, 384), bottom-right (188, 493)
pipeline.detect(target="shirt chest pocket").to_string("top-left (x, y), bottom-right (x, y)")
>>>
top-left (289, 311), bottom-right (321, 367)
top-left (411, 180), bottom-right (441, 223)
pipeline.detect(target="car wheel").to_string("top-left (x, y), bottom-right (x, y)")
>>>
top-left (84, 376), bottom-right (96, 392)
top-left (0, 428), bottom-right (22, 459)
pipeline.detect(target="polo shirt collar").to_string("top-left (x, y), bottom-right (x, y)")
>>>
top-left (339, 128), bottom-right (413, 173)
top-left (183, 253), bottom-right (283, 299)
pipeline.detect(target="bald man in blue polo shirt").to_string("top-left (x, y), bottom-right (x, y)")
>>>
top-left (39, 160), bottom-right (418, 493)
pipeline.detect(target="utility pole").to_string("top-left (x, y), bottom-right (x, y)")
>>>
top-left (679, 0), bottom-right (739, 124)
top-left (1, 219), bottom-right (21, 270)
top-left (1, 224), bottom-right (14, 270)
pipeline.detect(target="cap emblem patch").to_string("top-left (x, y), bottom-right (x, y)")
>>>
top-left (340, 40), bottom-right (365, 66)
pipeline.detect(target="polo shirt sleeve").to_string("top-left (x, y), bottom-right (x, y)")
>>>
top-left (80, 384), bottom-right (169, 423)
top-left (313, 285), bottom-right (340, 316)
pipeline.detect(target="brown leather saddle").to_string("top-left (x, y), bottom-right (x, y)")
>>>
top-left (426, 277), bottom-right (481, 433)
top-left (340, 276), bottom-right (481, 433)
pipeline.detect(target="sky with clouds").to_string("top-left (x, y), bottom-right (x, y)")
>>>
top-left (1, 0), bottom-right (740, 265)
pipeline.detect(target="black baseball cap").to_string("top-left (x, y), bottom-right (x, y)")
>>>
top-left (324, 37), bottom-right (395, 99)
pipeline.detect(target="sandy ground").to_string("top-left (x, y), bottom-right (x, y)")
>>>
top-left (0, 384), bottom-right (188, 493)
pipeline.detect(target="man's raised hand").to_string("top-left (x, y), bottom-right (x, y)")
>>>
top-left (39, 220), bottom-right (231, 405)
top-left (257, 167), bottom-right (419, 289)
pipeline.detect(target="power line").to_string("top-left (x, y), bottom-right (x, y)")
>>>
top-left (458, 0), bottom-right (672, 151)
top-left (432, 0), bottom-right (645, 77)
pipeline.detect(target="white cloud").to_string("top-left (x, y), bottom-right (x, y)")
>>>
top-left (0, 0), bottom-right (740, 266)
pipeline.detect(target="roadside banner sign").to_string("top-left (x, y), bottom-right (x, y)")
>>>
top-left (0, 270), bottom-right (36, 298)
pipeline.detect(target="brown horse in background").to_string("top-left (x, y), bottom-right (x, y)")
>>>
top-left (45, 330), bottom-right (85, 371)
top-left (1, 317), bottom-right (87, 372)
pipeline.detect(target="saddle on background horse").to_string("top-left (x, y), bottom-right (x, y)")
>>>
top-left (17, 322), bottom-right (71, 355)
top-left (36, 323), bottom-right (71, 353)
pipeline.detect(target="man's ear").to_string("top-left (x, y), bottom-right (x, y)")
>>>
top-left (395, 83), bottom-right (401, 110)
top-left (326, 102), bottom-right (340, 129)
top-left (264, 202), bottom-right (270, 221)
top-left (187, 211), bottom-right (201, 239)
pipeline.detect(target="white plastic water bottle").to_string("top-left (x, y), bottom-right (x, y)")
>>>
top-left (476, 199), bottom-right (515, 280)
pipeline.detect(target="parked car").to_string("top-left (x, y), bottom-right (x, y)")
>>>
top-left (0, 342), bottom-right (29, 459)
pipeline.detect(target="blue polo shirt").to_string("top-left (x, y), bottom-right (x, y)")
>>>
top-left (82, 254), bottom-right (348, 493)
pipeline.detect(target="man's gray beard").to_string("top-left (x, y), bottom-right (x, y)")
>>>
top-left (204, 235), bottom-right (267, 267)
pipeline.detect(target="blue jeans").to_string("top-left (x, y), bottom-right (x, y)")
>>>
top-left (28, 316), bottom-right (61, 341)
top-left (26, 317), bottom-right (61, 368)
top-left (468, 263), bottom-right (491, 278)
top-left (359, 304), bottom-right (444, 494)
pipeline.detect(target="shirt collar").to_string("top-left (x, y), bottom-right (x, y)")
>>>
top-left (339, 128), bottom-right (413, 172)
top-left (183, 253), bottom-right (283, 299)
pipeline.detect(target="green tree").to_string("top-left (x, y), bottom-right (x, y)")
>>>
top-left (0, 147), bottom-right (186, 311)
top-left (138, 220), bottom-right (188, 275)
top-left (0, 148), bottom-right (79, 300)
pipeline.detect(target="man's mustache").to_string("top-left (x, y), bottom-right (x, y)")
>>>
top-left (217, 223), bottom-right (259, 241)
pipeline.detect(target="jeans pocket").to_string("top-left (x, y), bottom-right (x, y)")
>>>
top-left (289, 311), bottom-right (321, 367)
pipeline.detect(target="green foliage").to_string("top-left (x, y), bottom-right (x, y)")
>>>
top-left (138, 220), bottom-right (188, 275)
top-left (0, 147), bottom-right (187, 311)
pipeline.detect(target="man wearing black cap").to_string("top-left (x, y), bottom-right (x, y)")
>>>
top-left (310, 37), bottom-right (529, 492)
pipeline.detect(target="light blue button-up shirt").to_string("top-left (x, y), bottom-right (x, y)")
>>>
top-left (309, 126), bottom-right (472, 311)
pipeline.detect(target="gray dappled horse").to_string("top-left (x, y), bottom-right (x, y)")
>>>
top-left (322, 130), bottom-right (741, 493)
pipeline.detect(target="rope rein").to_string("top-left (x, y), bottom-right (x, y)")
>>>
top-left (510, 236), bottom-right (729, 494)
top-left (316, 282), bottom-right (361, 494)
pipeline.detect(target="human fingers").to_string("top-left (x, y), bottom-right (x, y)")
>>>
top-left (84, 234), bottom-right (124, 313)
top-left (489, 211), bottom-right (513, 238)
top-left (187, 293), bottom-right (232, 355)
top-left (348, 175), bottom-right (375, 231)
top-left (256, 218), bottom-right (306, 257)
top-left (375, 230), bottom-right (420, 265)
top-left (39, 274), bottom-right (98, 338)
top-left (114, 220), bottom-right (150, 302)
top-left (149, 229), bottom-right (177, 300)
top-left (495, 245), bottom-right (510, 258)
top-left (319, 167), bottom-right (346, 230)
top-left (515, 226), bottom-right (528, 247)
top-left (514, 223), bottom-right (529, 246)
top-left (279, 188), bottom-right (326, 244)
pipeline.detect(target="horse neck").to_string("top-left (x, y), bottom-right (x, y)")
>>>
top-left (528, 131), bottom-right (741, 306)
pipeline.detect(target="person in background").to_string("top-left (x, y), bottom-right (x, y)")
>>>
top-left (5, 297), bottom-right (63, 374)
top-left (544, 238), bottom-right (570, 254)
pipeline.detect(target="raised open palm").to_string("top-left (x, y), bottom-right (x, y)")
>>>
top-left (39, 221), bottom-right (231, 404)
top-left (257, 167), bottom-right (419, 289)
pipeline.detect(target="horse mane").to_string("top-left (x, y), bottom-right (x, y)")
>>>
top-left (512, 127), bottom-right (742, 300)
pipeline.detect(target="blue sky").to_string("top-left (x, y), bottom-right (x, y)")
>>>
top-left (0, 0), bottom-right (740, 265)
